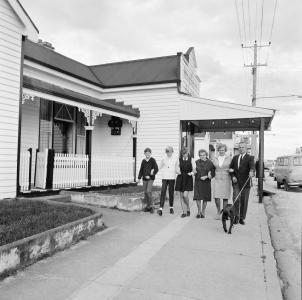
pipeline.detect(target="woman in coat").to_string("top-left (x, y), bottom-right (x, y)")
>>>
top-left (193, 149), bottom-right (215, 218)
top-left (212, 144), bottom-right (232, 220)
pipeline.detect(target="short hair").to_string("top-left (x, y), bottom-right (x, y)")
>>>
top-left (181, 147), bottom-right (189, 155)
top-left (165, 146), bottom-right (174, 153)
top-left (198, 149), bottom-right (208, 157)
top-left (239, 142), bottom-right (247, 148)
top-left (217, 143), bottom-right (227, 151)
top-left (144, 147), bottom-right (152, 153)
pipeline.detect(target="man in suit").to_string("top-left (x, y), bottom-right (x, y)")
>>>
top-left (229, 142), bottom-right (255, 225)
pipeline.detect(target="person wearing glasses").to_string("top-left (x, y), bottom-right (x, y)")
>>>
top-left (158, 146), bottom-right (178, 216)
top-left (193, 149), bottom-right (216, 218)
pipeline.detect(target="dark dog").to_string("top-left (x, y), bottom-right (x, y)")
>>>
top-left (221, 204), bottom-right (235, 234)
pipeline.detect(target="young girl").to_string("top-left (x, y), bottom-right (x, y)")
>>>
top-left (175, 147), bottom-right (194, 217)
top-left (138, 148), bottom-right (158, 213)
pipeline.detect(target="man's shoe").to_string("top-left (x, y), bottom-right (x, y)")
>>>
top-left (150, 207), bottom-right (154, 214)
top-left (200, 213), bottom-right (205, 218)
top-left (170, 208), bottom-right (174, 214)
top-left (187, 211), bottom-right (190, 217)
top-left (196, 214), bottom-right (201, 218)
top-left (157, 209), bottom-right (162, 216)
top-left (234, 216), bottom-right (239, 224)
top-left (181, 213), bottom-right (186, 218)
top-left (239, 219), bottom-right (245, 225)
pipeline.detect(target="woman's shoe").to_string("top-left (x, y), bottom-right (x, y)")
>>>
top-left (187, 211), bottom-right (190, 217)
top-left (196, 214), bottom-right (201, 218)
top-left (181, 213), bottom-right (186, 218)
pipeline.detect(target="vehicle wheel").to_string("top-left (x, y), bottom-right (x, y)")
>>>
top-left (283, 180), bottom-right (290, 191)
top-left (277, 181), bottom-right (281, 189)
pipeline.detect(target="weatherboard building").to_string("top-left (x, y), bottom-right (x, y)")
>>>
top-left (0, 0), bottom-right (275, 199)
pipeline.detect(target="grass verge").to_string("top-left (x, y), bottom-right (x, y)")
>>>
top-left (0, 199), bottom-right (94, 246)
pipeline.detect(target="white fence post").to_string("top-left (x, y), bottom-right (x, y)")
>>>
top-left (35, 149), bottom-right (48, 189)
top-left (19, 149), bottom-right (31, 191)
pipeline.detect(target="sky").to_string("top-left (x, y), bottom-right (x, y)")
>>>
top-left (21, 0), bottom-right (302, 159)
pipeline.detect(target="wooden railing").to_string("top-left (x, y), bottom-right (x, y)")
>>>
top-left (19, 149), bottom-right (32, 191)
top-left (35, 150), bottom-right (48, 189)
top-left (52, 153), bottom-right (88, 189)
top-left (32, 151), bottom-right (134, 190)
top-left (91, 156), bottom-right (134, 186)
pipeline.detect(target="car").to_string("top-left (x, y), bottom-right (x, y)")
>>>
top-left (274, 155), bottom-right (302, 191)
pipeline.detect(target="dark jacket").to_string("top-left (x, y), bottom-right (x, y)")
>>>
top-left (138, 157), bottom-right (159, 181)
top-left (230, 154), bottom-right (255, 188)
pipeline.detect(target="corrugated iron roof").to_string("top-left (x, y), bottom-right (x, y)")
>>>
top-left (24, 40), bottom-right (102, 86)
top-left (90, 55), bottom-right (180, 88)
top-left (23, 76), bottom-right (140, 118)
top-left (24, 39), bottom-right (180, 88)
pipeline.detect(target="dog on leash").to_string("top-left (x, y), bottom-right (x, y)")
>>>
top-left (221, 204), bottom-right (236, 234)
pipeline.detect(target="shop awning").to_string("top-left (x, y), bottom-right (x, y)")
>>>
top-left (180, 94), bottom-right (275, 131)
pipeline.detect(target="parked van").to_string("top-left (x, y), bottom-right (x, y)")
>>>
top-left (274, 154), bottom-right (302, 191)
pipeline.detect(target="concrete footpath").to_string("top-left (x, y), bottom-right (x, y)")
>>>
top-left (0, 188), bottom-right (282, 300)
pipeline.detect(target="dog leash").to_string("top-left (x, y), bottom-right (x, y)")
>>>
top-left (230, 177), bottom-right (251, 208)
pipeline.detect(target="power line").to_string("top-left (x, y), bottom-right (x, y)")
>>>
top-left (247, 0), bottom-right (252, 42)
top-left (241, 0), bottom-right (247, 44)
top-left (259, 0), bottom-right (265, 45)
top-left (269, 0), bottom-right (278, 43)
top-left (254, 0), bottom-right (258, 41)
top-left (234, 0), bottom-right (243, 44)
top-left (234, 0), bottom-right (246, 65)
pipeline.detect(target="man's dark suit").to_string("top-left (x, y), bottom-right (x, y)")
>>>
top-left (230, 153), bottom-right (255, 220)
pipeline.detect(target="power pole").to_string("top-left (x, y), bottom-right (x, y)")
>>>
top-left (243, 41), bottom-right (270, 156)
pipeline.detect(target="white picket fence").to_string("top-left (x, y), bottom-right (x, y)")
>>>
top-left (33, 151), bottom-right (134, 189)
top-left (19, 150), bottom-right (31, 191)
top-left (35, 150), bottom-right (48, 189)
top-left (52, 153), bottom-right (89, 189)
top-left (91, 156), bottom-right (134, 186)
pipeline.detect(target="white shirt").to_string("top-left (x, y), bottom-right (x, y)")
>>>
top-left (218, 155), bottom-right (226, 168)
top-left (160, 155), bottom-right (178, 179)
top-left (238, 153), bottom-right (246, 169)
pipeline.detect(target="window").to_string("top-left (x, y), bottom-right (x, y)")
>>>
top-left (283, 158), bottom-right (289, 166)
top-left (293, 157), bottom-right (302, 166)
top-left (39, 99), bottom-right (52, 151)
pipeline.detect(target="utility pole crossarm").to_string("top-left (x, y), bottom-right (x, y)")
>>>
top-left (242, 44), bottom-right (270, 49)
top-left (244, 63), bottom-right (267, 67)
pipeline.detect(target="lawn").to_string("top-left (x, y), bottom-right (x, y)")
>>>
top-left (0, 199), bottom-right (94, 246)
top-left (99, 185), bottom-right (162, 195)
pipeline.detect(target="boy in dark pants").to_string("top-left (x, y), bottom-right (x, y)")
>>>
top-left (138, 148), bottom-right (158, 213)
top-left (158, 146), bottom-right (178, 216)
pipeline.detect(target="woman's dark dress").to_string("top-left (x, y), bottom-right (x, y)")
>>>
top-left (175, 157), bottom-right (193, 192)
top-left (193, 159), bottom-right (215, 201)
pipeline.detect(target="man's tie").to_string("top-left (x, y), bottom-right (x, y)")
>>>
top-left (238, 155), bottom-right (242, 169)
